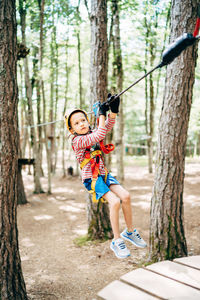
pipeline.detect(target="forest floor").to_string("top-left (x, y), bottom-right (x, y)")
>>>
top-left (17, 158), bottom-right (200, 300)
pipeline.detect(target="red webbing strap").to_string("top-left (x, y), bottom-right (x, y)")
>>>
top-left (193, 5), bottom-right (200, 37)
top-left (193, 18), bottom-right (200, 37)
top-left (91, 155), bottom-right (100, 176)
top-left (99, 140), bottom-right (115, 154)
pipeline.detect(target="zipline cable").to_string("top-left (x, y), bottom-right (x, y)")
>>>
top-left (106, 33), bottom-right (199, 105)
top-left (113, 65), bottom-right (160, 99)
top-left (23, 119), bottom-right (63, 129)
top-left (22, 111), bottom-right (94, 129)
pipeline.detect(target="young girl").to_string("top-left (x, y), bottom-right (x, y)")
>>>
top-left (65, 97), bottom-right (146, 259)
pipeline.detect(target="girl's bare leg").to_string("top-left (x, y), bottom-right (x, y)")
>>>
top-left (110, 184), bottom-right (133, 232)
top-left (103, 191), bottom-right (121, 239)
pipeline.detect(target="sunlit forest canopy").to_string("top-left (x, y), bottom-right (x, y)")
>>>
top-left (16, 0), bottom-right (200, 155)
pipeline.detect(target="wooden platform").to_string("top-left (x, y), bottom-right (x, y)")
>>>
top-left (98, 255), bottom-right (200, 300)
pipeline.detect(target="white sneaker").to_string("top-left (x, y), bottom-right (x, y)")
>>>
top-left (120, 228), bottom-right (147, 248)
top-left (110, 238), bottom-right (130, 259)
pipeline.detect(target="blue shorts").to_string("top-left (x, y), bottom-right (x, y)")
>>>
top-left (83, 173), bottom-right (120, 200)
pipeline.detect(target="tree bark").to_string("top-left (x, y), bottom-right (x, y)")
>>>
top-left (87, 198), bottom-right (113, 240)
top-left (0, 0), bottom-right (28, 298)
top-left (90, 0), bottom-right (108, 104)
top-left (88, 0), bottom-right (113, 240)
top-left (149, 0), bottom-right (198, 261)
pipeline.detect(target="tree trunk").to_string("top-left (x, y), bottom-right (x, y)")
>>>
top-left (32, 45), bottom-right (44, 177)
top-left (88, 0), bottom-right (113, 240)
top-left (143, 0), bottom-right (157, 174)
top-left (111, 0), bottom-right (124, 182)
top-left (90, 0), bottom-right (108, 104)
top-left (62, 38), bottom-right (70, 178)
top-left (198, 132), bottom-right (200, 156)
top-left (49, 27), bottom-right (55, 173)
top-left (149, 0), bottom-right (198, 262)
top-left (19, 63), bottom-right (29, 158)
top-left (87, 198), bottom-right (113, 240)
top-left (19, 0), bottom-right (44, 193)
top-left (38, 0), bottom-right (52, 194)
top-left (0, 0), bottom-right (28, 298)
top-left (53, 23), bottom-right (59, 174)
top-left (17, 146), bottom-right (28, 205)
top-left (18, 64), bottom-right (28, 205)
top-left (17, 164), bottom-right (28, 205)
top-left (76, 1), bottom-right (83, 109)
top-left (147, 59), bottom-right (155, 174)
top-left (144, 7), bottom-right (149, 153)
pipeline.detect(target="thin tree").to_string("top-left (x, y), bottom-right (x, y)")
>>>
top-left (49, 1), bottom-right (56, 173)
top-left (17, 54), bottom-right (28, 205)
top-left (62, 37), bottom-right (70, 178)
top-left (0, 0), bottom-right (28, 297)
top-left (76, 0), bottom-right (84, 109)
top-left (149, 0), bottom-right (199, 261)
top-left (53, 9), bottom-right (59, 174)
top-left (110, 0), bottom-right (124, 182)
top-left (143, 0), bottom-right (158, 173)
top-left (32, 44), bottom-right (44, 177)
top-left (37, 0), bottom-right (52, 194)
top-left (19, 0), bottom-right (44, 193)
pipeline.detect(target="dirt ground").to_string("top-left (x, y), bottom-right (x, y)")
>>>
top-left (17, 160), bottom-right (200, 300)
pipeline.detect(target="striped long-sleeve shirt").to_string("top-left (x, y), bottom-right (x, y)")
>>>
top-left (72, 115), bottom-right (115, 182)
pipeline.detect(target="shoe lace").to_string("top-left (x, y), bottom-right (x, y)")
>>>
top-left (117, 241), bottom-right (126, 249)
top-left (136, 233), bottom-right (142, 240)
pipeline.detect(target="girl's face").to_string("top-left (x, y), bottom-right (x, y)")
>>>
top-left (70, 112), bottom-right (90, 135)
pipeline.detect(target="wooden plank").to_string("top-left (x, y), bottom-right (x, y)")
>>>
top-left (146, 260), bottom-right (200, 290)
top-left (168, 296), bottom-right (200, 300)
top-left (174, 255), bottom-right (200, 271)
top-left (121, 267), bottom-right (200, 299)
top-left (98, 280), bottom-right (157, 300)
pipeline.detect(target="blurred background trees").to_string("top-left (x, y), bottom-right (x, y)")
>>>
top-left (17, 0), bottom-right (200, 183)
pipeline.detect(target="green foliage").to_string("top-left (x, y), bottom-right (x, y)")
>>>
top-left (73, 234), bottom-right (92, 247)
top-left (73, 234), bottom-right (108, 247)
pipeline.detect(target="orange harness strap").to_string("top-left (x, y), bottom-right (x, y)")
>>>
top-left (99, 140), bottom-right (115, 154)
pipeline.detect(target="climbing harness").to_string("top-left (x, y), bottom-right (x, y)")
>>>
top-left (67, 106), bottom-right (115, 202)
top-left (66, 105), bottom-right (116, 203)
top-left (79, 143), bottom-right (114, 203)
top-left (66, 103), bottom-right (114, 203)
top-left (80, 149), bottom-right (106, 203)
